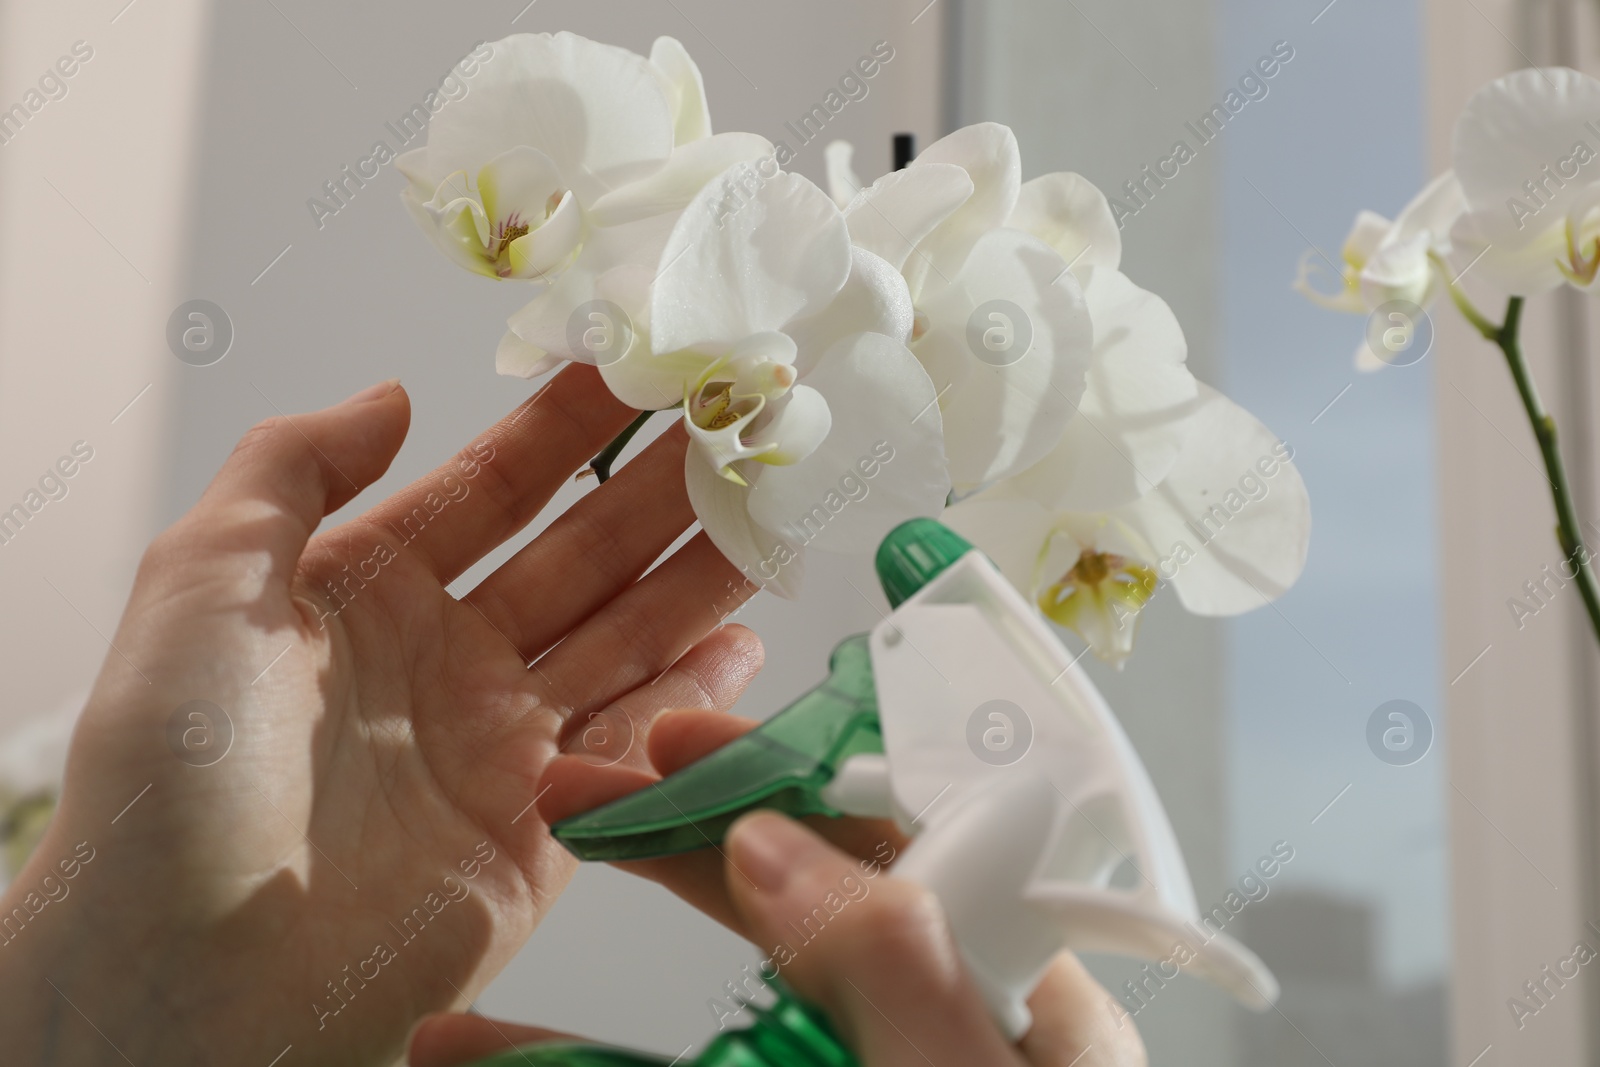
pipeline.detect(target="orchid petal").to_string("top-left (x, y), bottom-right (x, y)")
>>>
top-left (652, 169), bottom-right (852, 352)
top-left (1008, 269), bottom-right (1198, 512)
top-left (1344, 210), bottom-right (1394, 265)
top-left (1354, 338), bottom-right (1386, 373)
top-left (744, 385), bottom-right (832, 465)
top-left (729, 330), bottom-right (800, 369)
top-left (1008, 172), bottom-right (1123, 285)
top-left (1357, 230), bottom-right (1434, 310)
top-left (650, 36), bottom-right (712, 144)
top-left (495, 330), bottom-right (560, 379)
top-left (506, 258), bottom-right (654, 369)
top-left (506, 268), bottom-right (603, 362)
top-left (940, 493), bottom-right (1056, 595)
top-left (588, 133), bottom-right (775, 227)
top-left (913, 228), bottom-right (1094, 491)
top-left (786, 247), bottom-right (915, 375)
top-left (843, 163), bottom-right (974, 276)
top-left (746, 332), bottom-right (949, 553)
top-left (685, 456), bottom-right (805, 598)
top-left (1453, 67), bottom-right (1600, 213)
top-left (1450, 67), bottom-right (1600, 293)
top-left (1112, 384), bottom-right (1310, 616)
top-left (395, 147), bottom-right (435, 197)
top-left (476, 147), bottom-right (564, 229)
top-left (412, 184), bottom-right (498, 278)
top-left (912, 122), bottom-right (1023, 268)
top-left (1349, 171), bottom-right (1465, 309)
top-left (425, 32), bottom-right (676, 203)
top-left (1388, 170), bottom-right (1466, 251)
top-left (506, 189), bottom-right (583, 280)
top-left (1450, 204), bottom-right (1574, 294)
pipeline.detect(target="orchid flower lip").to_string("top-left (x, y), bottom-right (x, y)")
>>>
top-left (1558, 214), bottom-right (1600, 285)
top-left (1035, 546), bottom-right (1160, 668)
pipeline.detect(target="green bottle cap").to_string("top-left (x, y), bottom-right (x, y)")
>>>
top-left (874, 518), bottom-right (974, 608)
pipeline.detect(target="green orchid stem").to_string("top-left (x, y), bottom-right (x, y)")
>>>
top-left (1446, 276), bottom-right (1500, 339)
top-left (588, 409), bottom-right (661, 483)
top-left (1484, 296), bottom-right (1600, 647)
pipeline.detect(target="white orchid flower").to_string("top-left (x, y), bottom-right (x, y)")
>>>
top-left (601, 166), bottom-right (950, 597)
top-left (840, 142), bottom-right (1200, 514)
top-left (834, 123), bottom-right (1095, 495)
top-left (945, 384), bottom-right (1311, 666)
top-left (1448, 67), bottom-right (1600, 296)
top-left (1294, 171), bottom-right (1466, 369)
top-left (1002, 173), bottom-right (1201, 512)
top-left (395, 33), bottom-right (771, 375)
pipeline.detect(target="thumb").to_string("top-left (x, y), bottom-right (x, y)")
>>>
top-left (184, 380), bottom-right (410, 573)
top-left (723, 812), bottom-right (1021, 1066)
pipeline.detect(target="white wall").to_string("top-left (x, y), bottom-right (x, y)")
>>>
top-left (0, 0), bottom-right (211, 768)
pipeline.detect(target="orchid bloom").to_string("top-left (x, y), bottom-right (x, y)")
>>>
top-left (1294, 172), bottom-right (1466, 370)
top-left (1001, 172), bottom-right (1201, 513)
top-left (599, 166), bottom-right (950, 597)
top-left (1448, 67), bottom-right (1600, 296)
top-left (945, 385), bottom-right (1311, 666)
top-left (829, 124), bottom-right (1095, 495)
top-left (395, 33), bottom-right (771, 375)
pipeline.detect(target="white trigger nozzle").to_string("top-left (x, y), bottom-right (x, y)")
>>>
top-left (864, 550), bottom-right (1279, 1038)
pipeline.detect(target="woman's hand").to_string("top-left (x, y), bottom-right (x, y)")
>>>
top-left (0, 369), bottom-right (763, 1067)
top-left (408, 711), bottom-right (1148, 1067)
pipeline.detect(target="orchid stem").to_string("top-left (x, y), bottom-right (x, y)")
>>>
top-left (1434, 251), bottom-right (1500, 340)
top-left (587, 409), bottom-right (660, 483)
top-left (1488, 296), bottom-right (1600, 646)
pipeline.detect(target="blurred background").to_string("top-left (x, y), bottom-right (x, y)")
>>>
top-left (3, 0), bottom-right (1600, 1063)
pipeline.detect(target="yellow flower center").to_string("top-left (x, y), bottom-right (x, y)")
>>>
top-left (695, 384), bottom-right (746, 430)
top-left (1560, 220), bottom-right (1600, 287)
top-left (1037, 549), bottom-right (1160, 666)
top-left (495, 220), bottom-right (531, 261)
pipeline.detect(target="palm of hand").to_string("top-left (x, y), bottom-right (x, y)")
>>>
top-left (32, 371), bottom-right (760, 1067)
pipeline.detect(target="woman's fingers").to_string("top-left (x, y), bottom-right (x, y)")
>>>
top-left (645, 710), bottom-right (910, 861)
top-left (645, 705), bottom-right (759, 774)
top-left (466, 423), bottom-right (700, 662)
top-left (723, 812), bottom-right (1024, 1067)
top-left (558, 624), bottom-right (764, 767)
top-left (539, 708), bottom-right (910, 932)
top-left (408, 1012), bottom-right (577, 1067)
top-left (363, 364), bottom-right (637, 585)
top-left (178, 380), bottom-right (410, 579)
top-left (531, 533), bottom-right (756, 719)
top-left (1020, 954), bottom-right (1148, 1067)
top-left (536, 710), bottom-right (752, 928)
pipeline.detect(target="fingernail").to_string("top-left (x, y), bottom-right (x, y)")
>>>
top-left (346, 379), bottom-right (400, 404)
top-left (728, 812), bottom-right (830, 894)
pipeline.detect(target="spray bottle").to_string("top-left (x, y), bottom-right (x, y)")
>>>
top-left (465, 519), bottom-right (1277, 1066)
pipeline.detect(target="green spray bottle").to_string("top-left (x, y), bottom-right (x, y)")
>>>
top-left (463, 520), bottom-right (1277, 1066)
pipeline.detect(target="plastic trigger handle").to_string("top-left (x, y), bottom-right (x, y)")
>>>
top-left (551, 635), bottom-right (884, 861)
